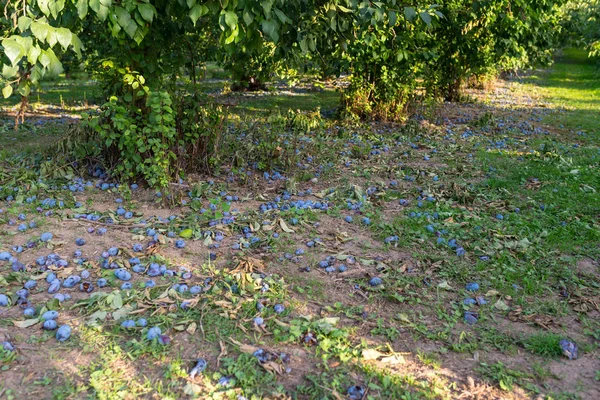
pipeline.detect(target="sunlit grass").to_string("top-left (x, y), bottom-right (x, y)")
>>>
top-left (521, 48), bottom-right (600, 134)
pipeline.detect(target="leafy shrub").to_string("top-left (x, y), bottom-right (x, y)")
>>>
top-left (78, 71), bottom-right (226, 189)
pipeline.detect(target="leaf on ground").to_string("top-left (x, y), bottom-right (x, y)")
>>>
top-left (111, 292), bottom-right (123, 309)
top-left (87, 310), bottom-right (108, 326)
top-left (395, 313), bottom-right (411, 324)
top-left (261, 361), bottom-right (284, 374)
top-left (494, 299), bottom-right (510, 311)
top-left (183, 383), bottom-right (202, 395)
top-left (13, 318), bottom-right (40, 328)
top-left (279, 219), bottom-right (294, 233)
top-left (112, 305), bottom-right (133, 321)
top-left (437, 280), bottom-right (453, 290)
top-left (179, 229), bottom-right (193, 238)
top-left (230, 338), bottom-right (259, 354)
top-left (186, 322), bottom-right (197, 334)
top-left (362, 348), bottom-right (384, 360)
top-left (380, 354), bottom-right (405, 364)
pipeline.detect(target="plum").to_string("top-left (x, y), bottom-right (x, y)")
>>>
top-left (56, 325), bottom-right (71, 341)
top-left (43, 320), bottom-right (58, 330)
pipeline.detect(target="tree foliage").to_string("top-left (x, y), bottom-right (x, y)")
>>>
top-left (0, 0), bottom-right (571, 186)
top-left (561, 0), bottom-right (600, 57)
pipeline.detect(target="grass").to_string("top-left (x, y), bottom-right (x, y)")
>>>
top-left (477, 362), bottom-right (534, 392)
top-left (522, 333), bottom-right (565, 358)
top-left (521, 48), bottom-right (600, 136)
top-left (0, 49), bottom-right (598, 398)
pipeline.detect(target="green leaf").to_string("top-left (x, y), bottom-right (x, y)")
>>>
top-left (124, 20), bottom-right (138, 39)
top-left (87, 310), bottom-right (108, 326)
top-left (261, 19), bottom-right (279, 42)
top-left (56, 28), bottom-right (72, 50)
top-left (186, 0), bottom-right (196, 8)
top-left (138, 3), bottom-right (156, 23)
top-left (243, 8), bottom-right (254, 25)
top-left (13, 318), bottom-right (39, 328)
top-left (111, 292), bottom-right (123, 309)
top-left (224, 11), bottom-right (238, 29)
top-left (179, 229), bottom-right (193, 238)
top-left (71, 35), bottom-right (83, 57)
top-left (2, 85), bottom-right (13, 99)
top-left (30, 21), bottom-right (50, 42)
top-left (404, 7), bottom-right (417, 22)
top-left (299, 37), bottom-right (308, 53)
top-left (388, 11), bottom-right (397, 26)
top-left (42, 49), bottom-right (63, 76)
top-left (46, 28), bottom-right (58, 47)
top-left (419, 11), bottom-right (432, 26)
top-left (494, 299), bottom-right (510, 311)
top-left (274, 8), bottom-right (290, 24)
top-left (261, 0), bottom-right (274, 17)
top-left (89, 0), bottom-right (100, 12)
top-left (224, 25), bottom-right (238, 44)
top-left (112, 305), bottom-right (133, 321)
top-left (76, 0), bottom-right (88, 18)
top-left (115, 7), bottom-right (132, 29)
top-left (38, 0), bottom-right (51, 16)
top-left (97, 5), bottom-right (109, 21)
top-left (2, 64), bottom-right (18, 79)
top-left (1, 39), bottom-right (24, 66)
top-left (18, 80), bottom-right (31, 97)
top-left (189, 4), bottom-right (208, 25)
top-left (18, 16), bottom-right (31, 32)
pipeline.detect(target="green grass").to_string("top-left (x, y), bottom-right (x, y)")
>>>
top-left (522, 48), bottom-right (600, 136)
top-left (0, 78), bottom-right (100, 110)
top-left (522, 333), bottom-right (564, 358)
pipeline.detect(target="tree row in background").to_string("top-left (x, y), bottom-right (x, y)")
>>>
top-left (0, 0), bottom-right (572, 188)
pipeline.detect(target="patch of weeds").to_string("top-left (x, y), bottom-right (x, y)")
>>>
top-left (0, 347), bottom-right (17, 366)
top-left (449, 330), bottom-right (481, 353)
top-left (50, 379), bottom-right (87, 399)
top-left (416, 349), bottom-right (442, 369)
top-left (581, 316), bottom-right (600, 341)
top-left (522, 332), bottom-right (563, 358)
top-left (362, 364), bottom-right (444, 398)
top-left (477, 361), bottom-right (533, 392)
top-left (530, 361), bottom-right (557, 381)
top-left (370, 318), bottom-right (401, 341)
top-left (274, 316), bottom-right (359, 363)
top-left (297, 364), bottom-right (357, 399)
top-left (477, 327), bottom-right (519, 353)
top-left (0, 386), bottom-right (16, 400)
top-left (213, 352), bottom-right (284, 397)
top-left (125, 337), bottom-right (172, 359)
top-left (85, 344), bottom-right (151, 399)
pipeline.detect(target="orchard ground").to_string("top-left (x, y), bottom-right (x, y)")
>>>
top-left (0, 49), bottom-right (598, 399)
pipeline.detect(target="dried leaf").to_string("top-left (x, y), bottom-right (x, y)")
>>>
top-left (279, 219), bottom-right (295, 233)
top-left (261, 361), bottom-right (284, 375)
top-left (437, 280), bottom-right (453, 290)
top-left (186, 322), bottom-right (197, 334)
top-left (362, 348), bottom-right (384, 360)
top-left (493, 299), bottom-right (510, 311)
top-left (230, 338), bottom-right (259, 354)
top-left (380, 354), bottom-right (405, 364)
